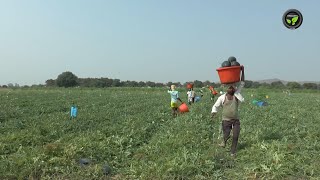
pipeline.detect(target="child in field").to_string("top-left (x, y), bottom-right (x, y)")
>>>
top-left (211, 81), bottom-right (245, 156)
top-left (168, 85), bottom-right (183, 117)
top-left (187, 88), bottom-right (195, 105)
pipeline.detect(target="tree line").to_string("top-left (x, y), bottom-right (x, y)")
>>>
top-left (1, 71), bottom-right (319, 90)
top-left (44, 72), bottom-right (217, 88)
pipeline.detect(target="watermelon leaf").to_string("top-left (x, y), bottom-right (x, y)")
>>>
top-left (292, 16), bottom-right (298, 25)
top-left (286, 19), bottom-right (291, 24)
top-left (292, 16), bottom-right (299, 23)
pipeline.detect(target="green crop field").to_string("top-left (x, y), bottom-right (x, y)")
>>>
top-left (0, 88), bottom-right (320, 179)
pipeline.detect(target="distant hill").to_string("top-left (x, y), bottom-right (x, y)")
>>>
top-left (256, 78), bottom-right (288, 85)
top-left (255, 78), bottom-right (319, 85)
top-left (214, 78), bottom-right (319, 85)
top-left (213, 78), bottom-right (320, 85)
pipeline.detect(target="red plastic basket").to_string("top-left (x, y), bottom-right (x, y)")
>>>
top-left (178, 103), bottom-right (189, 113)
top-left (216, 66), bottom-right (244, 84)
top-left (187, 83), bottom-right (193, 89)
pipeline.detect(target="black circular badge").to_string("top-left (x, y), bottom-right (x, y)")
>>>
top-left (282, 9), bottom-right (303, 30)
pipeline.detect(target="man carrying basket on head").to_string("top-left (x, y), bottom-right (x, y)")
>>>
top-left (211, 65), bottom-right (245, 157)
top-left (211, 57), bottom-right (245, 156)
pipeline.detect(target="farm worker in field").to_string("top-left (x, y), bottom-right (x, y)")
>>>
top-left (199, 89), bottom-right (204, 97)
top-left (187, 88), bottom-right (195, 105)
top-left (211, 81), bottom-right (245, 156)
top-left (168, 85), bottom-right (183, 117)
top-left (209, 86), bottom-right (218, 101)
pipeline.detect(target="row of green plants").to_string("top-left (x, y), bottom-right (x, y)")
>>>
top-left (0, 88), bottom-right (319, 179)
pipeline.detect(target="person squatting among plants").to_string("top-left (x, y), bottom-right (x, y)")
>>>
top-left (211, 81), bottom-right (245, 156)
top-left (168, 85), bottom-right (183, 117)
top-left (187, 88), bottom-right (195, 105)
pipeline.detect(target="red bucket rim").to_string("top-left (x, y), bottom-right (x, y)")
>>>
top-left (216, 65), bottom-right (243, 71)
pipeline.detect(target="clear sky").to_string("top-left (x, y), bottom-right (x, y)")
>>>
top-left (0, 0), bottom-right (319, 85)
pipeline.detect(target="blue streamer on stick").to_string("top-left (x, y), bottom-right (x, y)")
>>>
top-left (71, 106), bottom-right (77, 118)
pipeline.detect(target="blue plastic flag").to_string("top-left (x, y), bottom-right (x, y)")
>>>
top-left (71, 106), bottom-right (77, 118)
top-left (256, 101), bottom-right (268, 107)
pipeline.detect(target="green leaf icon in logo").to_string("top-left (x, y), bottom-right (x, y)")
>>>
top-left (286, 19), bottom-right (292, 24)
top-left (291, 16), bottom-right (299, 25)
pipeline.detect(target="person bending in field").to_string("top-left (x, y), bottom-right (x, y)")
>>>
top-left (187, 88), bottom-right (195, 105)
top-left (168, 85), bottom-right (183, 117)
top-left (211, 81), bottom-right (245, 157)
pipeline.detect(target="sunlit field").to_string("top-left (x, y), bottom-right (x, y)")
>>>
top-left (0, 88), bottom-right (319, 179)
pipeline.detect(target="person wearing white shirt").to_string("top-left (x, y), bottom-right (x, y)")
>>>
top-left (186, 88), bottom-right (195, 105)
top-left (211, 81), bottom-right (245, 156)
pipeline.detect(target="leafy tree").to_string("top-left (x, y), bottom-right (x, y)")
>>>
top-left (95, 79), bottom-right (106, 88)
top-left (214, 83), bottom-right (221, 88)
top-left (31, 84), bottom-right (44, 88)
top-left (252, 82), bottom-right (260, 88)
top-left (132, 81), bottom-right (139, 87)
top-left (56, 71), bottom-right (78, 88)
top-left (121, 80), bottom-right (128, 87)
top-left (138, 81), bottom-right (146, 87)
top-left (112, 79), bottom-right (121, 87)
top-left (78, 78), bottom-right (93, 87)
top-left (244, 80), bottom-right (253, 88)
top-left (260, 83), bottom-right (271, 88)
top-left (193, 80), bottom-right (203, 88)
top-left (122, 80), bottom-right (139, 87)
top-left (2, 85), bottom-right (8, 88)
top-left (76, 78), bottom-right (85, 87)
top-left (172, 82), bottom-right (181, 87)
top-left (46, 79), bottom-right (56, 87)
top-left (8, 83), bottom-right (14, 88)
top-left (155, 83), bottom-right (164, 87)
top-left (203, 80), bottom-right (211, 87)
top-left (271, 81), bottom-right (285, 89)
top-left (103, 78), bottom-right (113, 87)
top-left (286, 82), bottom-right (301, 89)
top-left (146, 81), bottom-right (156, 87)
top-left (303, 83), bottom-right (318, 89)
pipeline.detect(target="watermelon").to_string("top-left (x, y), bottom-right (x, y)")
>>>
top-left (221, 61), bottom-right (231, 67)
top-left (228, 56), bottom-right (237, 63)
top-left (231, 61), bottom-right (240, 66)
top-left (103, 164), bottom-right (112, 175)
top-left (79, 158), bottom-right (91, 166)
